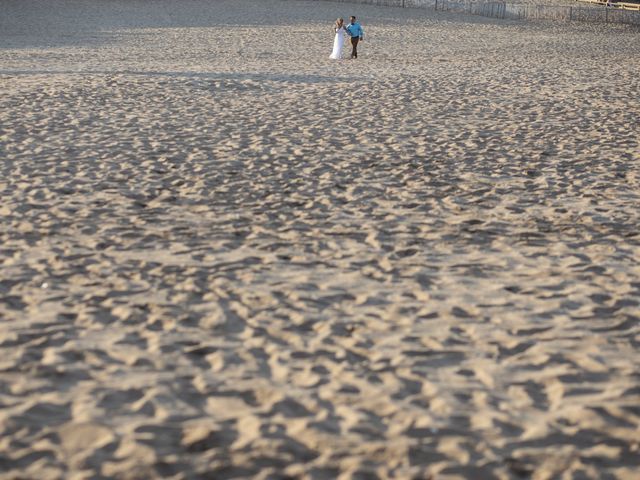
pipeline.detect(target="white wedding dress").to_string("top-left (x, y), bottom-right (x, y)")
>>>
top-left (329, 26), bottom-right (346, 60)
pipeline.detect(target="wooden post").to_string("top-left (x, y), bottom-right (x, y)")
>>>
top-left (435, 0), bottom-right (438, 10)
top-left (569, 6), bottom-right (572, 20)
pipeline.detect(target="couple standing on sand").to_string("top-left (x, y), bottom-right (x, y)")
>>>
top-left (329, 16), bottom-right (364, 60)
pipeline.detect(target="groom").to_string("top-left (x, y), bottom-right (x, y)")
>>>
top-left (345, 16), bottom-right (364, 59)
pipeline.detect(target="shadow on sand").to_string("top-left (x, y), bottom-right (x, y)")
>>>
top-left (0, 69), bottom-right (358, 85)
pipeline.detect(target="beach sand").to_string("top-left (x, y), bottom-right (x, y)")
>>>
top-left (1, 0), bottom-right (639, 478)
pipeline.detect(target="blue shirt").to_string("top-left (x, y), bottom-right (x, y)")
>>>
top-left (346, 22), bottom-right (363, 39)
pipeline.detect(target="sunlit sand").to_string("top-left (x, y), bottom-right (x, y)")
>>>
top-left (1, 0), bottom-right (639, 478)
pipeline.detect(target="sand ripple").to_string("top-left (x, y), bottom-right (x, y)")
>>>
top-left (1, 0), bottom-right (639, 478)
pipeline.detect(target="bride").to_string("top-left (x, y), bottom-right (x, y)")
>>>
top-left (329, 18), bottom-right (347, 60)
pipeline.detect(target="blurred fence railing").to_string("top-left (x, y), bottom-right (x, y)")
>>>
top-left (435, 0), bottom-right (640, 24)
top-left (319, 0), bottom-right (640, 25)
top-left (578, 0), bottom-right (640, 10)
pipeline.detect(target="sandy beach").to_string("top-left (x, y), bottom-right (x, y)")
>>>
top-left (1, 0), bottom-right (640, 478)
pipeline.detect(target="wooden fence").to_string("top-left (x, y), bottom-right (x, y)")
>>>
top-left (435, 0), bottom-right (640, 24)
top-left (319, 0), bottom-right (640, 25)
top-left (579, 0), bottom-right (640, 10)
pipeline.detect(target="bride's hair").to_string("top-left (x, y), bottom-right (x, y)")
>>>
top-left (335, 18), bottom-right (343, 27)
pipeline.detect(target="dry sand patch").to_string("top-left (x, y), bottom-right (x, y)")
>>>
top-left (1, 0), bottom-right (639, 478)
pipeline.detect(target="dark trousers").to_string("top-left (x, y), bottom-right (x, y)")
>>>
top-left (350, 36), bottom-right (359, 58)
